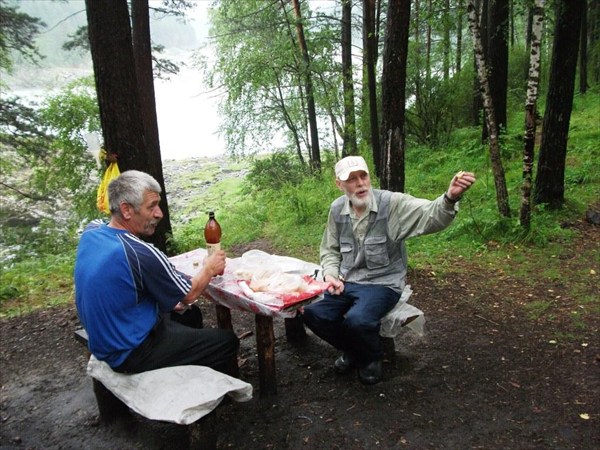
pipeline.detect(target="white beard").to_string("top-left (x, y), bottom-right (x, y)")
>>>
top-left (346, 189), bottom-right (373, 211)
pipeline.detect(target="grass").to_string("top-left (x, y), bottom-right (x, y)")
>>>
top-left (1, 254), bottom-right (74, 318)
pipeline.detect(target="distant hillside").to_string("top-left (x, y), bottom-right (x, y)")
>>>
top-left (4, 0), bottom-right (203, 90)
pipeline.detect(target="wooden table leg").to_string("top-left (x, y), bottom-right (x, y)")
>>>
top-left (215, 304), bottom-right (239, 378)
top-left (215, 304), bottom-right (233, 330)
top-left (255, 314), bottom-right (277, 397)
top-left (284, 312), bottom-right (306, 343)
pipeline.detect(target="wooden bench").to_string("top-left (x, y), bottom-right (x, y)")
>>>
top-left (74, 328), bottom-right (219, 450)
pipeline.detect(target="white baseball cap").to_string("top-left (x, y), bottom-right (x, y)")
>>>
top-left (335, 156), bottom-right (369, 181)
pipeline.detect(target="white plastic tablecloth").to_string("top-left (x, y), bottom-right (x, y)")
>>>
top-left (170, 249), bottom-right (326, 318)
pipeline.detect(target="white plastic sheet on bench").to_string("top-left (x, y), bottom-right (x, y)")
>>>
top-left (87, 356), bottom-right (253, 425)
top-left (380, 285), bottom-right (426, 337)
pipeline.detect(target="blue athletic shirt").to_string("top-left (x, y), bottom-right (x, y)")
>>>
top-left (74, 220), bottom-right (192, 368)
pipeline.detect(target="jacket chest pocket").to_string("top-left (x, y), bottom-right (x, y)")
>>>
top-left (340, 239), bottom-right (354, 268)
top-left (364, 235), bottom-right (389, 269)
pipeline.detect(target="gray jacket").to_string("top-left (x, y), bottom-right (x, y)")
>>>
top-left (320, 189), bottom-right (457, 293)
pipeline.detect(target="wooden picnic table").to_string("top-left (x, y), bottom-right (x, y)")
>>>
top-left (169, 249), bottom-right (327, 397)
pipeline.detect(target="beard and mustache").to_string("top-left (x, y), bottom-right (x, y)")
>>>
top-left (343, 188), bottom-right (373, 211)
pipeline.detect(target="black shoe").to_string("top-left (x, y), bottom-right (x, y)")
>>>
top-left (358, 360), bottom-right (382, 385)
top-left (333, 353), bottom-right (354, 374)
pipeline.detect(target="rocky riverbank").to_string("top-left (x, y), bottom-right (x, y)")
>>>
top-left (162, 155), bottom-right (249, 224)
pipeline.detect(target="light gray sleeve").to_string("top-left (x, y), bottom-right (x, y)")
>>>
top-left (388, 192), bottom-right (457, 241)
top-left (319, 209), bottom-right (341, 280)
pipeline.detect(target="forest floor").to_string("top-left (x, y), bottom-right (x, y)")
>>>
top-left (1, 212), bottom-right (599, 449)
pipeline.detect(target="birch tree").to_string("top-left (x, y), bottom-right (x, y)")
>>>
top-left (467, 0), bottom-right (510, 217)
top-left (520, 0), bottom-right (545, 229)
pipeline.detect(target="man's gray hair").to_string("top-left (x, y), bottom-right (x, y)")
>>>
top-left (108, 170), bottom-right (161, 215)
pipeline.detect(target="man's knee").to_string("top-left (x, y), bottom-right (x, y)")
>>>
top-left (344, 312), bottom-right (377, 331)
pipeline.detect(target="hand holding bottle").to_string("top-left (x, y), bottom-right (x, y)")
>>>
top-left (203, 249), bottom-right (226, 277)
top-left (204, 211), bottom-right (224, 275)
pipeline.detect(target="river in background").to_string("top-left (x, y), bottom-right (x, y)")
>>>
top-left (7, 60), bottom-right (226, 161)
top-left (4, 1), bottom-right (226, 161)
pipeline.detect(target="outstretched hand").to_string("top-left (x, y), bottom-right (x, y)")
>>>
top-left (447, 171), bottom-right (476, 201)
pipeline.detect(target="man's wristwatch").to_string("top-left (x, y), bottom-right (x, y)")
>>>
top-left (444, 193), bottom-right (461, 204)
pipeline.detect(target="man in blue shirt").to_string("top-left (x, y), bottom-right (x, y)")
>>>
top-left (74, 170), bottom-right (238, 374)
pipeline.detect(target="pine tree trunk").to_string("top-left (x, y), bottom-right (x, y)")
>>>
top-left (443, 0), bottom-right (450, 80)
top-left (291, 0), bottom-right (321, 170)
top-left (380, 0), bottom-right (411, 192)
top-left (520, 0), bottom-right (545, 229)
top-left (363, 0), bottom-right (381, 176)
top-left (85, 1), bottom-right (148, 192)
top-left (131, 0), bottom-right (172, 252)
top-left (534, 0), bottom-right (583, 208)
top-left (467, 0), bottom-right (511, 217)
top-left (579, 0), bottom-right (588, 94)
top-left (483, 0), bottom-right (508, 141)
top-left (341, 0), bottom-right (357, 157)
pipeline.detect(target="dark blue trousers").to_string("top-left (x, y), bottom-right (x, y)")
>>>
top-left (303, 282), bottom-right (400, 367)
top-left (114, 306), bottom-right (239, 375)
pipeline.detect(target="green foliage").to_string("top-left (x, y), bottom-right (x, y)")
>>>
top-left (242, 152), bottom-right (311, 194)
top-left (0, 0), bottom-right (45, 72)
top-left (0, 253), bottom-right (74, 318)
top-left (1, 76), bottom-right (102, 264)
top-left (37, 76), bottom-right (101, 215)
top-left (406, 66), bottom-right (478, 147)
top-left (201, 0), bottom-right (341, 158)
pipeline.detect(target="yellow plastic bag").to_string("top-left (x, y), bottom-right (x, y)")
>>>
top-left (96, 162), bottom-right (120, 214)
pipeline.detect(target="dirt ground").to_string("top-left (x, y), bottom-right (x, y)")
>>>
top-left (1, 220), bottom-right (598, 450)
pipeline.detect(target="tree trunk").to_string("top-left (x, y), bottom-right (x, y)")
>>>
top-left (579, 0), bottom-right (588, 94)
top-left (526, 4), bottom-right (533, 53)
top-left (341, 0), bottom-right (357, 157)
top-left (85, 1), bottom-right (148, 192)
top-left (380, 0), bottom-right (411, 192)
top-left (482, 0), bottom-right (508, 141)
top-left (414, 0), bottom-right (422, 106)
top-left (471, 0), bottom-right (484, 126)
top-left (456, 0), bottom-right (464, 72)
top-left (131, 0), bottom-right (172, 253)
top-left (590, 0), bottom-right (600, 83)
top-left (520, 0), bottom-right (545, 229)
top-left (534, 0), bottom-right (583, 208)
top-left (363, 0), bottom-right (381, 176)
top-left (426, 0), bottom-right (432, 82)
top-left (467, 0), bottom-right (510, 217)
top-left (443, 0), bottom-right (451, 80)
top-left (291, 0), bottom-right (321, 171)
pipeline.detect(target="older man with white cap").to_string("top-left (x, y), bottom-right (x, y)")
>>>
top-left (303, 156), bottom-right (476, 384)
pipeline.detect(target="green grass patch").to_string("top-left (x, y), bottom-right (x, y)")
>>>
top-left (1, 254), bottom-right (75, 318)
